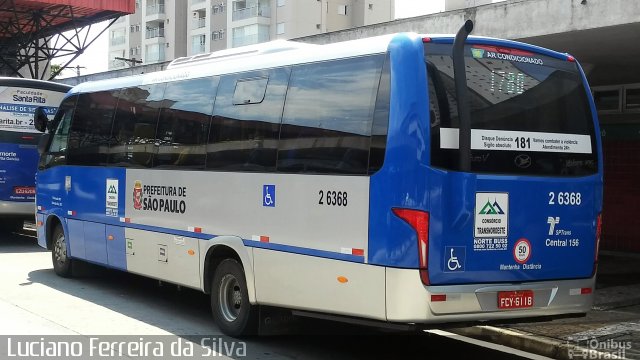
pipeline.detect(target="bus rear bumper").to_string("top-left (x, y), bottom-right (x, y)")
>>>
top-left (385, 267), bottom-right (595, 324)
top-left (0, 201), bottom-right (35, 217)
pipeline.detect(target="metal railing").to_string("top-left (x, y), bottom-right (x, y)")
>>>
top-left (232, 32), bottom-right (269, 47)
top-left (232, 5), bottom-right (270, 21)
top-left (110, 36), bottom-right (126, 46)
top-left (192, 44), bottom-right (206, 54)
top-left (192, 17), bottom-right (207, 29)
top-left (146, 27), bottom-right (165, 39)
top-left (147, 3), bottom-right (165, 15)
top-left (146, 47), bottom-right (166, 62)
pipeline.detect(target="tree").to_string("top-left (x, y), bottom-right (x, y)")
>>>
top-left (50, 64), bottom-right (63, 79)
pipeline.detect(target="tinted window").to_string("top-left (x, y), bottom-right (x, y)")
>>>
top-left (593, 89), bottom-right (620, 112)
top-left (207, 68), bottom-right (289, 171)
top-left (426, 43), bottom-right (597, 176)
top-left (153, 77), bottom-right (217, 169)
top-left (41, 95), bottom-right (77, 169)
top-left (368, 54), bottom-right (390, 174)
top-left (625, 88), bottom-right (640, 111)
top-left (67, 91), bottom-right (118, 166)
top-left (232, 77), bottom-right (268, 105)
top-left (278, 55), bottom-right (384, 174)
top-left (109, 84), bottom-right (166, 167)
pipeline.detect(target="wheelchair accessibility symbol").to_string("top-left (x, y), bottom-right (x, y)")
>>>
top-left (444, 246), bottom-right (466, 272)
top-left (263, 185), bottom-right (276, 207)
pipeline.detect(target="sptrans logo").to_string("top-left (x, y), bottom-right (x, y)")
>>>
top-left (133, 180), bottom-right (143, 210)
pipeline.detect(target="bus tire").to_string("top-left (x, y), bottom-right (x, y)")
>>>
top-left (52, 225), bottom-right (73, 278)
top-left (211, 259), bottom-right (257, 337)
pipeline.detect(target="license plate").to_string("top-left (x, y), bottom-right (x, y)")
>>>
top-left (13, 186), bottom-right (35, 195)
top-left (497, 290), bottom-right (534, 309)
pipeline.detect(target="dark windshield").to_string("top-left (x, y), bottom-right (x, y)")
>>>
top-left (426, 42), bottom-right (597, 176)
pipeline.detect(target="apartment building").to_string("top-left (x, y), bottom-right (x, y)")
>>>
top-left (108, 0), bottom-right (394, 69)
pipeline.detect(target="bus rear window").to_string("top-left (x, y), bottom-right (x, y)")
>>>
top-left (425, 43), bottom-right (597, 176)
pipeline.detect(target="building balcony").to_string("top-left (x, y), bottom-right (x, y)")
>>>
top-left (192, 44), bottom-right (206, 54)
top-left (192, 17), bottom-right (207, 30)
top-left (110, 36), bottom-right (126, 46)
top-left (146, 27), bottom-right (165, 39)
top-left (232, 5), bottom-right (270, 21)
top-left (146, 47), bottom-right (166, 63)
top-left (147, 4), bottom-right (165, 15)
top-left (232, 32), bottom-right (269, 48)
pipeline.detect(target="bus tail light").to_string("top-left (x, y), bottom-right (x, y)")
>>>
top-left (392, 208), bottom-right (430, 285)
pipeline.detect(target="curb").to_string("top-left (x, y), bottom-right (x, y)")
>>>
top-left (593, 298), bottom-right (640, 311)
top-left (448, 325), bottom-right (613, 360)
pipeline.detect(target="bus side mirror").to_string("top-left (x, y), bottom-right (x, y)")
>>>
top-left (34, 107), bottom-right (49, 133)
top-left (37, 133), bottom-right (51, 156)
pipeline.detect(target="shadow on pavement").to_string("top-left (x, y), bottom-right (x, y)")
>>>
top-left (0, 228), bottom-right (46, 253)
top-left (25, 264), bottom-right (524, 359)
top-left (596, 252), bottom-right (640, 288)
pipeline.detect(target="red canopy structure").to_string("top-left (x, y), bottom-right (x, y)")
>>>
top-left (0, 0), bottom-right (134, 79)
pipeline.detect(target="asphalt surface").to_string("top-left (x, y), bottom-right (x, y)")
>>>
top-left (0, 228), bottom-right (544, 359)
top-left (450, 252), bottom-right (640, 359)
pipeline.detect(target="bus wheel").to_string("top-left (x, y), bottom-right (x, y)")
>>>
top-left (52, 225), bottom-right (73, 278)
top-left (211, 259), bottom-right (257, 337)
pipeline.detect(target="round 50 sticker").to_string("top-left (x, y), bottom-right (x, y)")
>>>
top-left (513, 238), bottom-right (531, 264)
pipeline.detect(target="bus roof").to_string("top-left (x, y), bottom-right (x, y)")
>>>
top-left (70, 33), bottom-right (397, 95)
top-left (69, 33), bottom-right (574, 95)
top-left (0, 77), bottom-right (72, 92)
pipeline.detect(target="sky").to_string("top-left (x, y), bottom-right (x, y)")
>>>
top-left (57, 0), bottom-right (445, 78)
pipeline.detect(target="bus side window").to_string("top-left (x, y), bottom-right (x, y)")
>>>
top-left (66, 91), bottom-right (118, 166)
top-left (278, 55), bottom-right (384, 174)
top-left (109, 84), bottom-right (166, 168)
top-left (153, 76), bottom-right (218, 169)
top-left (206, 67), bottom-right (289, 172)
top-left (41, 95), bottom-right (78, 169)
top-left (427, 61), bottom-right (456, 169)
top-left (368, 53), bottom-right (391, 174)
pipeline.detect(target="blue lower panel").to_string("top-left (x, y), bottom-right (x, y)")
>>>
top-left (67, 219), bottom-right (85, 259)
top-left (84, 221), bottom-right (107, 265)
top-left (106, 225), bottom-right (126, 270)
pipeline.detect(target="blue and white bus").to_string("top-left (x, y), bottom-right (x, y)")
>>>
top-left (0, 78), bottom-right (70, 231)
top-left (33, 29), bottom-right (602, 336)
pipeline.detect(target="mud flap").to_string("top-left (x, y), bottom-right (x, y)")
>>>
top-left (257, 306), bottom-right (301, 335)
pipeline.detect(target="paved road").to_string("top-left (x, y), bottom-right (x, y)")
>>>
top-left (0, 229), bottom-right (546, 359)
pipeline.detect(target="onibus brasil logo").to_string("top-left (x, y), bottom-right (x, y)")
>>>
top-left (479, 199), bottom-right (505, 215)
